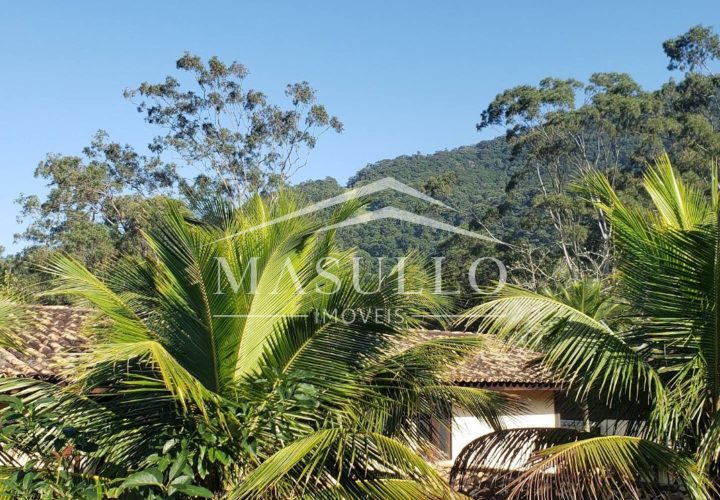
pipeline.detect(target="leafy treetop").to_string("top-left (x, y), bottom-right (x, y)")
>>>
top-left (125, 53), bottom-right (343, 201)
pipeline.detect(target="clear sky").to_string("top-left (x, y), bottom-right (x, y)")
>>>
top-left (0, 0), bottom-right (718, 253)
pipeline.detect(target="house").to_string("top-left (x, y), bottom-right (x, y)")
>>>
top-left (0, 308), bottom-right (560, 464)
top-left (405, 330), bottom-right (559, 462)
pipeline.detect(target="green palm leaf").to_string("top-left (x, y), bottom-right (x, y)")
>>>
top-left (510, 436), bottom-right (712, 499)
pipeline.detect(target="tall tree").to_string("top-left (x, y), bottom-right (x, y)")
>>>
top-left (477, 25), bottom-right (720, 282)
top-left (15, 131), bottom-right (177, 273)
top-left (125, 53), bottom-right (343, 201)
top-left (663, 25), bottom-right (720, 73)
top-left (13, 55), bottom-right (343, 296)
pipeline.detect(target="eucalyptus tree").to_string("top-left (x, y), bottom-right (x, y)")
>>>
top-left (125, 53), bottom-right (343, 201)
top-left (15, 131), bottom-right (178, 277)
top-left (477, 25), bottom-right (720, 282)
top-left (14, 54), bottom-right (342, 297)
top-left (452, 155), bottom-right (720, 498)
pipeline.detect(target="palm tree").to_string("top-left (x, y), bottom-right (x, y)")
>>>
top-left (0, 194), bottom-right (511, 498)
top-left (451, 154), bottom-right (720, 499)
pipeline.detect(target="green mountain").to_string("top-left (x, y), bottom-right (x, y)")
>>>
top-left (297, 139), bottom-right (518, 256)
top-left (293, 137), bottom-right (546, 297)
top-left (295, 137), bottom-right (537, 258)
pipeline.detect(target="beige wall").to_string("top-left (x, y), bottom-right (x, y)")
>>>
top-left (450, 389), bottom-right (558, 462)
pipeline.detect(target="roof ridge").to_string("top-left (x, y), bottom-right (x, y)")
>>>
top-left (409, 328), bottom-right (497, 337)
top-left (26, 304), bottom-right (94, 312)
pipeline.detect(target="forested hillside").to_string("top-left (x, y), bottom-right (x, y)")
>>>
top-left (295, 137), bottom-right (532, 257)
top-left (292, 138), bottom-right (558, 300)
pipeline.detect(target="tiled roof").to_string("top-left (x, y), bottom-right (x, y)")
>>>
top-left (0, 306), bottom-right (89, 380)
top-left (406, 330), bottom-right (558, 388)
top-left (0, 308), bottom-right (557, 388)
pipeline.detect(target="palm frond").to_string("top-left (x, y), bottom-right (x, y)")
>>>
top-left (509, 436), bottom-right (712, 500)
top-left (0, 296), bottom-right (24, 349)
top-left (459, 285), bottom-right (661, 403)
top-left (449, 427), bottom-right (594, 492)
top-left (643, 153), bottom-right (712, 230)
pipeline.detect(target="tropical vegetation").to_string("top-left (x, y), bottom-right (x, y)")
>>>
top-left (451, 155), bottom-right (720, 498)
top-left (0, 194), bottom-right (511, 498)
top-left (0, 21), bottom-right (720, 500)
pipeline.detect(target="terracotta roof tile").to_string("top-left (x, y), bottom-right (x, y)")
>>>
top-left (0, 306), bottom-right (89, 380)
top-left (0, 309), bottom-right (557, 388)
top-left (406, 330), bottom-right (558, 388)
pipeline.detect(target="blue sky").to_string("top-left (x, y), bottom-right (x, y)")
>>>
top-left (0, 0), bottom-right (718, 253)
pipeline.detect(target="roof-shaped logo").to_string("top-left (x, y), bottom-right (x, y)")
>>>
top-left (212, 177), bottom-right (504, 245)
